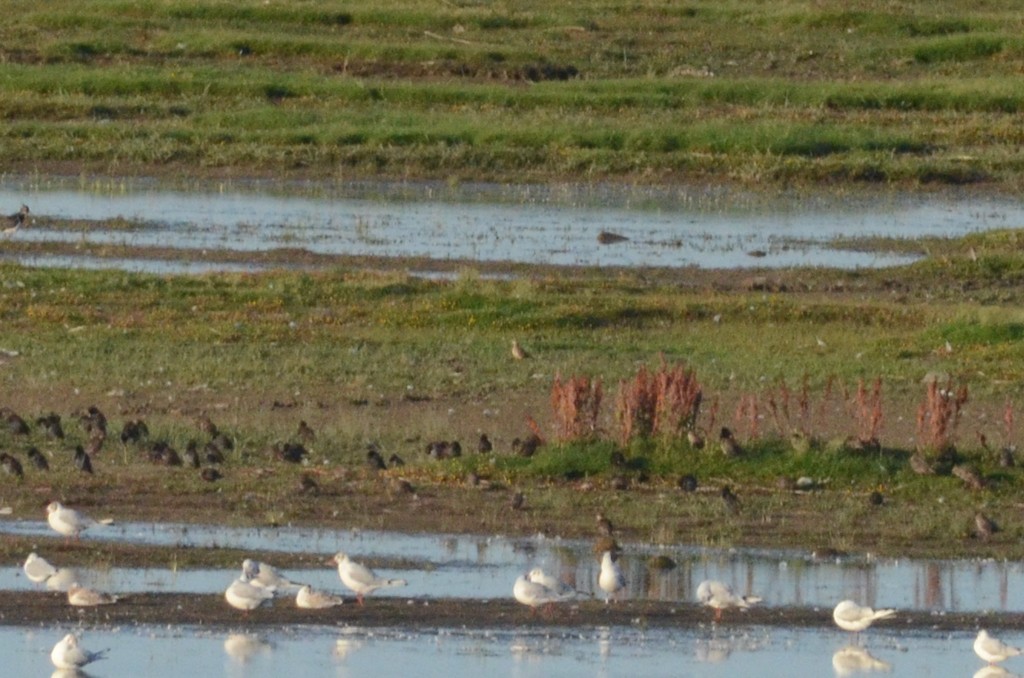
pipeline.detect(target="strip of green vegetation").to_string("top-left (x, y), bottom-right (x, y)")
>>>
top-left (1, 0), bottom-right (1023, 186)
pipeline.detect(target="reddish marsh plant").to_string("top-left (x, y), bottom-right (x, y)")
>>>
top-left (916, 378), bottom-right (968, 456)
top-left (551, 374), bottom-right (603, 441)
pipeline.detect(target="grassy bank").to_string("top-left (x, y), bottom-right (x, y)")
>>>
top-left (1, 0), bottom-right (1024, 188)
top-left (4, 229), bottom-right (1024, 557)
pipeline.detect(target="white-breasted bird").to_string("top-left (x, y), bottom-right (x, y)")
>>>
top-left (67, 582), bottom-right (119, 606)
top-left (513, 574), bottom-right (567, 609)
top-left (242, 558), bottom-right (303, 593)
top-left (597, 550), bottom-right (625, 603)
top-left (975, 629), bottom-right (1023, 665)
top-left (225, 573), bottom-right (275, 612)
top-left (332, 552), bottom-right (407, 605)
top-left (51, 633), bottom-right (107, 670)
top-left (296, 584), bottom-right (345, 609)
top-left (696, 579), bottom-right (762, 622)
top-left (45, 501), bottom-right (112, 540)
top-left (23, 552), bottom-right (58, 584)
top-left (528, 567), bottom-right (578, 597)
top-left (832, 599), bottom-right (896, 634)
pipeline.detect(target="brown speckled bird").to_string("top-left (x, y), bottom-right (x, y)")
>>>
top-left (596, 511), bottom-right (614, 537)
top-left (975, 512), bottom-right (998, 539)
top-left (719, 427), bottom-right (742, 457)
top-left (296, 420), bottom-right (316, 444)
top-left (510, 491), bottom-right (525, 511)
top-left (687, 429), bottom-right (705, 450)
top-left (511, 340), bottom-right (529, 360)
top-left (953, 464), bottom-right (985, 491)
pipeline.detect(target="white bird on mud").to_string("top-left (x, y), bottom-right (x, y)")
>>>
top-left (696, 579), bottom-right (762, 622)
top-left (597, 550), bottom-right (625, 603)
top-left (225, 573), bottom-right (275, 612)
top-left (67, 582), bottom-right (120, 606)
top-left (46, 501), bottom-right (112, 540)
top-left (296, 584), bottom-right (345, 609)
top-left (50, 633), bottom-right (107, 670)
top-left (513, 574), bottom-right (568, 609)
top-left (45, 567), bottom-right (80, 592)
top-left (975, 629), bottom-right (1024, 665)
top-left (528, 567), bottom-right (578, 597)
top-left (332, 552), bottom-right (407, 605)
top-left (832, 599), bottom-right (896, 634)
top-left (23, 552), bottom-right (58, 584)
top-left (242, 558), bottom-right (303, 593)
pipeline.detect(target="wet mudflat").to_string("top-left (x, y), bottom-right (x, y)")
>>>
top-left (3, 179), bottom-right (1021, 273)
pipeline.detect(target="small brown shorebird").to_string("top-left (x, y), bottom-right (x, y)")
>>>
top-left (511, 339), bottom-right (529, 360)
top-left (2, 204), bottom-right (28, 235)
top-left (719, 427), bottom-right (742, 457)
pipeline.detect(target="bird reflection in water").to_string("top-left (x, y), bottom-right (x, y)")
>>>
top-left (223, 634), bottom-right (272, 664)
top-left (832, 645), bottom-right (892, 676)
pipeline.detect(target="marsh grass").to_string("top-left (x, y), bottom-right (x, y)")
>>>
top-left (2, 1), bottom-right (1024, 186)
top-left (6, 230), bottom-right (1024, 554)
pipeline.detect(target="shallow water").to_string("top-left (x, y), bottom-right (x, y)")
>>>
top-left (1, 623), bottom-right (1003, 678)
top-left (3, 181), bottom-right (1021, 272)
top-left (3, 520), bottom-right (1022, 612)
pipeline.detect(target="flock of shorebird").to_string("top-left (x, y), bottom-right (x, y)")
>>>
top-left (22, 498), bottom-right (1023, 672)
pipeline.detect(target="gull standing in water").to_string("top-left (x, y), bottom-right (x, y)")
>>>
top-left (51, 633), bottom-right (107, 670)
top-left (696, 579), bottom-right (762, 622)
top-left (46, 501), bottom-right (112, 541)
top-left (975, 629), bottom-right (1023, 665)
top-left (332, 552), bottom-right (407, 605)
top-left (296, 584), bottom-right (345, 609)
top-left (598, 551), bottom-right (625, 603)
top-left (833, 599), bottom-right (896, 638)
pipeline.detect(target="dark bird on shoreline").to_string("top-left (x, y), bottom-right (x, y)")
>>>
top-left (478, 433), bottom-right (492, 454)
top-left (721, 485), bottom-right (741, 514)
top-left (296, 420), bottom-right (316, 444)
top-left (686, 429), bottom-right (705, 450)
top-left (273, 442), bottom-right (308, 464)
top-left (77, 406), bottom-right (107, 437)
top-left (26, 447), bottom-right (49, 471)
top-left (149, 441), bottom-right (182, 466)
top-left (0, 452), bottom-right (24, 478)
top-left (36, 413), bottom-right (64, 439)
top-left (366, 447), bottom-right (387, 471)
top-left (678, 473), bottom-right (698, 492)
top-left (73, 445), bottom-right (93, 474)
top-left (120, 419), bottom-right (149, 444)
top-left (200, 467), bottom-right (222, 482)
top-left (204, 442), bottom-right (225, 465)
top-left (297, 474), bottom-right (319, 495)
top-left (510, 491), bottom-right (525, 511)
top-left (719, 427), bottom-right (742, 457)
top-left (183, 441), bottom-right (201, 468)
top-left (3, 204), bottom-right (29, 234)
top-left (597, 230), bottom-right (629, 245)
top-left (0, 407), bottom-right (29, 435)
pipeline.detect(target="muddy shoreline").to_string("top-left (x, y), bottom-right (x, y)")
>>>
top-left (0, 591), bottom-right (1013, 632)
